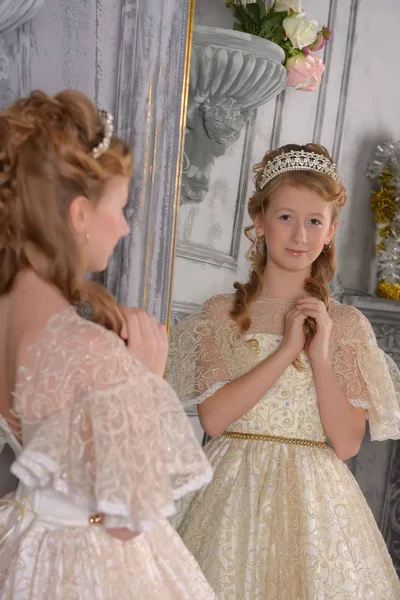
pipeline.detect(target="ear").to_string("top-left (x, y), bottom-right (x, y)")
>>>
top-left (253, 213), bottom-right (265, 238)
top-left (69, 195), bottom-right (91, 236)
top-left (326, 219), bottom-right (339, 244)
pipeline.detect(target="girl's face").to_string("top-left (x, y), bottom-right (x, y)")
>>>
top-left (70, 175), bottom-right (130, 272)
top-left (254, 182), bottom-right (338, 274)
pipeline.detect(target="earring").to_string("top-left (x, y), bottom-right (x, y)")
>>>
top-left (256, 235), bottom-right (265, 247)
top-left (323, 242), bottom-right (332, 252)
top-left (82, 231), bottom-right (90, 245)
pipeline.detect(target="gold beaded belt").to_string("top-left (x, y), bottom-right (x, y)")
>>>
top-left (222, 431), bottom-right (328, 449)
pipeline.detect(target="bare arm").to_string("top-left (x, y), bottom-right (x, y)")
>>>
top-left (297, 298), bottom-right (366, 460)
top-left (311, 358), bottom-right (365, 460)
top-left (198, 345), bottom-right (295, 437)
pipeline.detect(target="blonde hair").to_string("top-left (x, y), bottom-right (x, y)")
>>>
top-left (0, 89), bottom-right (133, 333)
top-left (231, 143), bottom-right (347, 352)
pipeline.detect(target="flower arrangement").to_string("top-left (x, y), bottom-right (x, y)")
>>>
top-left (366, 141), bottom-right (400, 301)
top-left (226, 0), bottom-right (332, 91)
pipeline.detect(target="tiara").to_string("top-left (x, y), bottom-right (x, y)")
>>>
top-left (91, 110), bottom-right (114, 159)
top-left (259, 150), bottom-right (341, 189)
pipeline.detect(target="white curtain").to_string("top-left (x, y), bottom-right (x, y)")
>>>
top-left (0, 0), bottom-right (45, 35)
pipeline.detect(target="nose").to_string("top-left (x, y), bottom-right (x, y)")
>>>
top-left (290, 222), bottom-right (307, 246)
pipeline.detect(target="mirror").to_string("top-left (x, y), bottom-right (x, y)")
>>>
top-left (167, 0), bottom-right (400, 580)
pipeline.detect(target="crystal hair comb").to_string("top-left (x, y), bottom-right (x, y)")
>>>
top-left (91, 110), bottom-right (114, 159)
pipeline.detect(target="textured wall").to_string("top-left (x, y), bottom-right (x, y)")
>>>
top-left (0, 0), bottom-right (122, 112)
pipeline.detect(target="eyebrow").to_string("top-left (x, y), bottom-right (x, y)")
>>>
top-left (277, 207), bottom-right (326, 219)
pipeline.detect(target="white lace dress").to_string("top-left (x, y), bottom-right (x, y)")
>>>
top-left (0, 308), bottom-right (216, 600)
top-left (167, 294), bottom-right (400, 600)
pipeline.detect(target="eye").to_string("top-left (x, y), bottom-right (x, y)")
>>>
top-left (309, 218), bottom-right (322, 226)
top-left (279, 214), bottom-right (292, 221)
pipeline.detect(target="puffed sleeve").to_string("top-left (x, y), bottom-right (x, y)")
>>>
top-left (166, 296), bottom-right (238, 409)
top-left (10, 309), bottom-right (212, 531)
top-left (330, 304), bottom-right (400, 441)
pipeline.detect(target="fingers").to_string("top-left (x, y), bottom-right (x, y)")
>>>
top-left (119, 306), bottom-right (132, 340)
top-left (120, 322), bottom-right (128, 340)
top-left (300, 309), bottom-right (320, 320)
top-left (286, 309), bottom-right (307, 322)
top-left (118, 307), bottom-right (169, 376)
top-left (119, 306), bottom-right (139, 340)
top-left (119, 307), bottom-right (164, 344)
top-left (137, 311), bottom-right (159, 341)
top-left (296, 298), bottom-right (324, 310)
top-left (296, 299), bottom-right (331, 322)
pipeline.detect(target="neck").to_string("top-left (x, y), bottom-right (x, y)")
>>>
top-left (259, 262), bottom-right (311, 302)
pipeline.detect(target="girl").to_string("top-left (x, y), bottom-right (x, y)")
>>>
top-left (167, 143), bottom-right (400, 599)
top-left (0, 90), bottom-right (216, 599)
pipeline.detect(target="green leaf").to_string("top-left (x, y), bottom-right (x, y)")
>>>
top-left (227, 0), bottom-right (290, 40)
top-left (232, 7), bottom-right (248, 26)
top-left (260, 9), bottom-right (286, 40)
top-left (246, 3), bottom-right (262, 25)
top-left (263, 10), bottom-right (286, 26)
top-left (256, 0), bottom-right (267, 17)
top-left (235, 6), bottom-right (263, 33)
top-left (232, 11), bottom-right (254, 33)
top-left (270, 25), bottom-right (284, 45)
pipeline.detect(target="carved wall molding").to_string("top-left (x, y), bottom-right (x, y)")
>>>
top-left (103, 0), bottom-right (192, 323)
top-left (176, 111), bottom-right (256, 270)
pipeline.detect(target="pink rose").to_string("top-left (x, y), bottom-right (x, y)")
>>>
top-left (285, 53), bottom-right (325, 91)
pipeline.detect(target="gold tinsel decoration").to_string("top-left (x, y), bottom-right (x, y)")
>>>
top-left (376, 281), bottom-right (400, 301)
top-left (370, 188), bottom-right (397, 223)
top-left (379, 169), bottom-right (395, 185)
top-left (366, 141), bottom-right (400, 302)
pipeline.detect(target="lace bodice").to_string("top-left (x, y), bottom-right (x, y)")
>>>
top-left (0, 308), bottom-right (212, 532)
top-left (167, 294), bottom-right (400, 441)
top-left (226, 334), bottom-right (325, 441)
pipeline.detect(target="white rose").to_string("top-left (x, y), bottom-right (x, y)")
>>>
top-left (275, 0), bottom-right (302, 12)
top-left (283, 12), bottom-right (318, 50)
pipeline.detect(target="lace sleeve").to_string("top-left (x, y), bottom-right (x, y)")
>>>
top-left (330, 303), bottom-right (400, 441)
top-left (166, 296), bottom-right (238, 409)
top-left (10, 310), bottom-right (212, 531)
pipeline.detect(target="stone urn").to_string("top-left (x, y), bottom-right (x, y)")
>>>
top-left (182, 25), bottom-right (286, 203)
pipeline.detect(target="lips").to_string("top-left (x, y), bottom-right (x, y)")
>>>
top-left (286, 249), bottom-right (307, 256)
